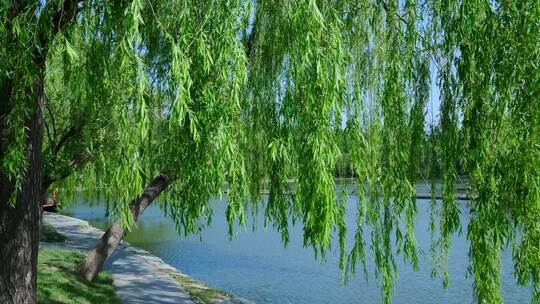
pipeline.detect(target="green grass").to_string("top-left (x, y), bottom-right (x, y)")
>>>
top-left (38, 248), bottom-right (118, 304)
top-left (169, 273), bottom-right (233, 304)
top-left (41, 222), bottom-right (67, 243)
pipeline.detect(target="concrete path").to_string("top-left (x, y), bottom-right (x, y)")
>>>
top-left (42, 212), bottom-right (196, 304)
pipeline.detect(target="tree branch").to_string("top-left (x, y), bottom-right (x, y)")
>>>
top-left (44, 101), bottom-right (57, 148)
top-left (53, 124), bottom-right (83, 155)
top-left (379, 0), bottom-right (440, 70)
top-left (246, 17), bottom-right (257, 60)
top-left (42, 145), bottom-right (98, 191)
top-left (51, 0), bottom-right (82, 35)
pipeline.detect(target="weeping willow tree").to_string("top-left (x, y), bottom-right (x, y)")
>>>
top-left (0, 0), bottom-right (538, 303)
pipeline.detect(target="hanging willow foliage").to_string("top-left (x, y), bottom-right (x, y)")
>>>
top-left (1, 0), bottom-right (538, 303)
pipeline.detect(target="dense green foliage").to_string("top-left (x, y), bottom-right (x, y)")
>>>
top-left (37, 248), bottom-right (118, 304)
top-left (1, 1), bottom-right (538, 303)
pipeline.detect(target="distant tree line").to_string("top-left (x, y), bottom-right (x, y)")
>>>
top-left (333, 126), bottom-right (465, 180)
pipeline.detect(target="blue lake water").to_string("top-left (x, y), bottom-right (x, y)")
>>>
top-left (66, 186), bottom-right (532, 304)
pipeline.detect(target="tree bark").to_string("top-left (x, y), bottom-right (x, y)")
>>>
top-left (0, 77), bottom-right (45, 304)
top-left (0, 2), bottom-right (103, 302)
top-left (76, 173), bottom-right (175, 281)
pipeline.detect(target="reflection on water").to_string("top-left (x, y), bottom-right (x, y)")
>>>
top-left (67, 184), bottom-right (531, 304)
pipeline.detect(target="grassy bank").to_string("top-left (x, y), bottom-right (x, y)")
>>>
top-left (169, 273), bottom-right (233, 304)
top-left (38, 222), bottom-right (117, 304)
top-left (38, 248), bottom-right (118, 304)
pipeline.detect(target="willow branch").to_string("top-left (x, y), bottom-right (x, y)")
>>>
top-left (379, 0), bottom-right (440, 70)
top-left (53, 124), bottom-right (83, 155)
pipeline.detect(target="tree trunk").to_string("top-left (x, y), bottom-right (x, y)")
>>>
top-left (76, 173), bottom-right (174, 281)
top-left (0, 78), bottom-right (45, 304)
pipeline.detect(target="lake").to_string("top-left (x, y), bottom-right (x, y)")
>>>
top-left (66, 185), bottom-right (532, 303)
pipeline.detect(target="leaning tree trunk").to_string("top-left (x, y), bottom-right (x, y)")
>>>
top-left (76, 173), bottom-right (174, 281)
top-left (0, 78), bottom-right (45, 304)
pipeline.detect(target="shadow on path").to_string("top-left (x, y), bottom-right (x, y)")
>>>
top-left (42, 212), bottom-right (195, 304)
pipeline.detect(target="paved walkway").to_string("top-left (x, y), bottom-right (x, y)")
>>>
top-left (42, 212), bottom-right (197, 303)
